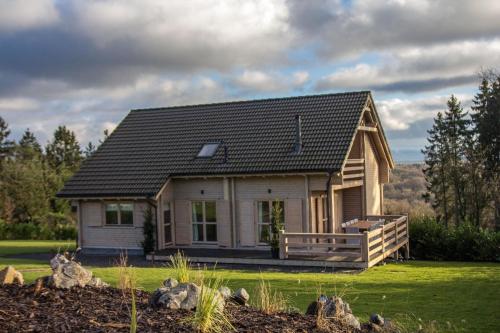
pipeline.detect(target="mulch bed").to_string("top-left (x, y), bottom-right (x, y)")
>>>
top-left (0, 284), bottom-right (361, 333)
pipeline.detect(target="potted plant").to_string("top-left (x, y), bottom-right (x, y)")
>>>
top-left (269, 200), bottom-right (284, 259)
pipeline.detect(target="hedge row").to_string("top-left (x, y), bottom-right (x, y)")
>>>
top-left (409, 217), bottom-right (500, 261)
top-left (0, 220), bottom-right (77, 240)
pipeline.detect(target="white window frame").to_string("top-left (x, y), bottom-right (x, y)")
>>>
top-left (191, 201), bottom-right (217, 243)
top-left (104, 202), bottom-right (134, 226)
top-left (256, 200), bottom-right (284, 245)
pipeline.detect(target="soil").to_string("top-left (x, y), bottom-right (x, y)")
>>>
top-left (0, 284), bottom-right (362, 333)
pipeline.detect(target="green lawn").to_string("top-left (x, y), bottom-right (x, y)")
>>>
top-left (0, 240), bottom-right (75, 256)
top-left (1, 241), bottom-right (499, 332)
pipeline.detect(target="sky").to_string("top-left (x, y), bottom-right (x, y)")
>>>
top-left (1, 0), bottom-right (499, 162)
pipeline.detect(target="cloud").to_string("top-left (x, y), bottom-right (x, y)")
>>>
top-left (376, 94), bottom-right (472, 131)
top-left (0, 0), bottom-right (59, 32)
top-left (0, 0), bottom-right (292, 90)
top-left (288, 0), bottom-right (500, 60)
top-left (316, 39), bottom-right (500, 93)
top-left (232, 70), bottom-right (309, 92)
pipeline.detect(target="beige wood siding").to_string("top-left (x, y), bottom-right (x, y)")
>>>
top-left (364, 135), bottom-right (381, 215)
top-left (334, 190), bottom-right (343, 232)
top-left (82, 202), bottom-right (102, 226)
top-left (174, 200), bottom-right (191, 245)
top-left (308, 176), bottom-right (329, 191)
top-left (342, 186), bottom-right (362, 222)
top-left (173, 178), bottom-right (223, 200)
top-left (80, 200), bottom-right (146, 249)
top-left (238, 200), bottom-right (255, 247)
top-left (348, 132), bottom-right (362, 159)
top-left (216, 200), bottom-right (232, 247)
top-left (285, 199), bottom-right (302, 232)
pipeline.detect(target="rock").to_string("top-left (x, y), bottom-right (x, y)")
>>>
top-left (88, 277), bottom-right (109, 288)
top-left (48, 254), bottom-right (102, 289)
top-left (218, 286), bottom-right (232, 300)
top-left (163, 277), bottom-right (179, 289)
top-left (152, 282), bottom-right (203, 310)
top-left (231, 288), bottom-right (249, 305)
top-left (305, 295), bottom-right (360, 330)
top-left (0, 266), bottom-right (24, 285)
top-left (370, 313), bottom-right (385, 326)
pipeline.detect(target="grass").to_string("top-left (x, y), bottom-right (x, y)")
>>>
top-left (253, 275), bottom-right (289, 314)
top-left (0, 240), bottom-right (76, 256)
top-left (1, 241), bottom-right (499, 332)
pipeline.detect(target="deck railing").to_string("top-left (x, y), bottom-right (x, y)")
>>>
top-left (279, 215), bottom-right (409, 268)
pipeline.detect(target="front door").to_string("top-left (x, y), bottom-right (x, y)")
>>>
top-left (163, 202), bottom-right (172, 245)
top-left (311, 193), bottom-right (328, 237)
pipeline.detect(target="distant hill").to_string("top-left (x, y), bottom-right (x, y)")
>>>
top-left (384, 163), bottom-right (434, 218)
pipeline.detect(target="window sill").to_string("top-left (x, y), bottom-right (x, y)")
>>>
top-left (88, 225), bottom-right (142, 229)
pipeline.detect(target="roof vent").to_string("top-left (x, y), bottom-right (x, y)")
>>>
top-left (294, 115), bottom-right (303, 154)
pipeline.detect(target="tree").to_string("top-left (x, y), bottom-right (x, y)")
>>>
top-left (443, 95), bottom-right (469, 225)
top-left (423, 112), bottom-right (452, 226)
top-left (0, 116), bottom-right (14, 163)
top-left (45, 126), bottom-right (82, 173)
top-left (84, 142), bottom-right (96, 158)
top-left (18, 128), bottom-right (42, 160)
top-left (471, 74), bottom-right (500, 230)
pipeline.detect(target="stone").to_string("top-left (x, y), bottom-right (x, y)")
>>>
top-left (370, 313), bottom-right (385, 326)
top-left (231, 288), bottom-right (249, 305)
top-left (163, 277), bottom-right (179, 289)
top-left (88, 277), bottom-right (109, 288)
top-left (218, 286), bottom-right (232, 300)
top-left (152, 282), bottom-right (201, 310)
top-left (48, 254), bottom-right (98, 289)
top-left (305, 295), bottom-right (360, 330)
top-left (0, 266), bottom-right (24, 285)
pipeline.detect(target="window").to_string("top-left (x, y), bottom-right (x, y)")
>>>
top-left (257, 200), bottom-right (284, 244)
top-left (105, 203), bottom-right (134, 226)
top-left (197, 143), bottom-right (219, 158)
top-left (164, 202), bottom-right (172, 244)
top-left (192, 201), bottom-right (217, 242)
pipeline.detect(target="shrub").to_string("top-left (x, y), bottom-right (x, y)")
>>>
top-left (0, 220), bottom-right (77, 240)
top-left (169, 251), bottom-right (191, 283)
top-left (141, 206), bottom-right (155, 254)
top-left (254, 276), bottom-right (289, 314)
top-left (188, 275), bottom-right (233, 333)
top-left (409, 217), bottom-right (500, 261)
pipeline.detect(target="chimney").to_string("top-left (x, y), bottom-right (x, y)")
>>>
top-left (294, 115), bottom-right (302, 154)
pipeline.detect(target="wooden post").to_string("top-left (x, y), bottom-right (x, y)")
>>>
top-left (381, 224), bottom-right (385, 259)
top-left (279, 230), bottom-right (288, 259)
top-left (361, 231), bottom-right (369, 264)
top-left (404, 213), bottom-right (410, 259)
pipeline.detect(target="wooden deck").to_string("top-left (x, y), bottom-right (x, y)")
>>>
top-left (279, 215), bottom-right (409, 268)
top-left (147, 215), bottom-right (409, 269)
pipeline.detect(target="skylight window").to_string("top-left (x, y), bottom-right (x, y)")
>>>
top-left (197, 143), bottom-right (220, 158)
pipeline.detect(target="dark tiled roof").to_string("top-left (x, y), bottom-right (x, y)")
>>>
top-left (58, 91), bottom-right (371, 198)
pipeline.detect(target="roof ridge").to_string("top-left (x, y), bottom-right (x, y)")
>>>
top-left (130, 90), bottom-right (371, 112)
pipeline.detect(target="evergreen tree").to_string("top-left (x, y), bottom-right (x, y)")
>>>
top-left (472, 74), bottom-right (500, 230)
top-left (0, 116), bottom-right (14, 162)
top-left (84, 142), bottom-right (96, 158)
top-left (443, 95), bottom-right (469, 225)
top-left (45, 126), bottom-right (82, 173)
top-left (423, 112), bottom-right (452, 226)
top-left (18, 128), bottom-right (42, 160)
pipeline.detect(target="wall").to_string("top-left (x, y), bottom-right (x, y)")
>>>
top-left (79, 200), bottom-right (149, 251)
top-left (364, 134), bottom-right (381, 215)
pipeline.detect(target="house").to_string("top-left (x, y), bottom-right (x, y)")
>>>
top-left (58, 91), bottom-right (409, 267)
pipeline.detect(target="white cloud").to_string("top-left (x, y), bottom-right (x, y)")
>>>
top-left (233, 70), bottom-right (309, 92)
top-left (0, 0), bottom-right (59, 32)
top-left (317, 39), bottom-right (500, 92)
top-left (0, 97), bottom-right (38, 111)
top-left (376, 94), bottom-right (472, 131)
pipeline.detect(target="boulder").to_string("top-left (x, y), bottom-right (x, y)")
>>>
top-left (218, 286), bottom-right (232, 300)
top-left (0, 266), bottom-right (24, 285)
top-left (163, 277), bottom-right (179, 289)
top-left (370, 313), bottom-right (385, 326)
top-left (152, 282), bottom-right (201, 310)
top-left (231, 288), bottom-right (249, 305)
top-left (47, 254), bottom-right (106, 289)
top-left (305, 295), bottom-right (360, 330)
